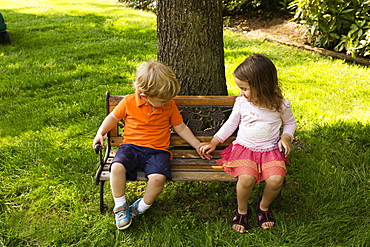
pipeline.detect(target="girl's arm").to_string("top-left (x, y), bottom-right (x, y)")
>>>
top-left (173, 122), bottom-right (212, 160)
top-left (199, 98), bottom-right (241, 156)
top-left (279, 101), bottom-right (297, 156)
top-left (213, 98), bottom-right (241, 143)
top-left (92, 112), bottom-right (121, 149)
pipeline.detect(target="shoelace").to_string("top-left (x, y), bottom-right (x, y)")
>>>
top-left (116, 211), bottom-right (125, 218)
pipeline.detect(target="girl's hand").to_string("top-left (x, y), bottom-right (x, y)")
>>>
top-left (279, 134), bottom-right (292, 157)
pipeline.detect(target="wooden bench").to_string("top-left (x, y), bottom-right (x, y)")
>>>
top-left (94, 92), bottom-right (283, 213)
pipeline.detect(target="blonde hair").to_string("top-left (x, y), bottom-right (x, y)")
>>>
top-left (133, 61), bottom-right (180, 100)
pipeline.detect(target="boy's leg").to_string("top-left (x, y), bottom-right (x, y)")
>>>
top-left (259, 174), bottom-right (285, 229)
top-left (110, 162), bottom-right (131, 230)
top-left (137, 149), bottom-right (170, 211)
top-left (130, 149), bottom-right (170, 217)
top-left (129, 173), bottom-right (166, 217)
top-left (110, 162), bottom-right (127, 198)
top-left (233, 174), bottom-right (256, 233)
top-left (144, 173), bottom-right (167, 204)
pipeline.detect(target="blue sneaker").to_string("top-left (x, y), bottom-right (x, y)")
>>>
top-left (129, 198), bottom-right (144, 218)
top-left (113, 202), bottom-right (132, 230)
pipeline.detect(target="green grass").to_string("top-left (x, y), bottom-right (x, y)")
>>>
top-left (1, 0), bottom-right (369, 246)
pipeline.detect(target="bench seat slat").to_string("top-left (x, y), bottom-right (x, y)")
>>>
top-left (100, 160), bottom-right (225, 171)
top-left (102, 163), bottom-right (224, 170)
top-left (137, 171), bottom-right (236, 181)
top-left (169, 159), bottom-right (221, 166)
top-left (100, 171), bottom-right (236, 182)
top-left (104, 148), bottom-right (224, 159)
top-left (171, 149), bottom-right (222, 159)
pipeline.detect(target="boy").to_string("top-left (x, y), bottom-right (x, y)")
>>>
top-left (92, 61), bottom-right (209, 230)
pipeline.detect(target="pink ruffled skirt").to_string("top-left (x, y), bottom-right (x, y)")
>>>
top-left (216, 143), bottom-right (288, 183)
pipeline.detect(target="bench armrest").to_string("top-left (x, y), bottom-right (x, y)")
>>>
top-left (94, 142), bottom-right (102, 154)
top-left (94, 141), bottom-right (108, 185)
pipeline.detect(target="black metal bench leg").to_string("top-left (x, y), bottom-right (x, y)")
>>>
top-left (100, 181), bottom-right (105, 214)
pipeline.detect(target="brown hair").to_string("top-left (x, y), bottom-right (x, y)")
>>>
top-left (134, 61), bottom-right (180, 100)
top-left (234, 54), bottom-right (284, 112)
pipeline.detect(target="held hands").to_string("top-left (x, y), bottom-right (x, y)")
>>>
top-left (199, 143), bottom-right (217, 159)
top-left (195, 142), bottom-right (213, 160)
top-left (198, 138), bottom-right (220, 159)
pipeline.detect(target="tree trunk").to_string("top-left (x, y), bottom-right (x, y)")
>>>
top-left (157, 0), bottom-right (228, 96)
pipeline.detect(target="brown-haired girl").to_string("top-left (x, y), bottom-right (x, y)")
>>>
top-left (200, 54), bottom-right (296, 233)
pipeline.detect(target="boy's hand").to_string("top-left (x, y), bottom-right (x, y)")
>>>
top-left (196, 142), bottom-right (213, 160)
top-left (93, 133), bottom-right (104, 150)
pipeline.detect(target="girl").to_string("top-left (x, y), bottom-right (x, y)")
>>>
top-left (200, 54), bottom-right (296, 233)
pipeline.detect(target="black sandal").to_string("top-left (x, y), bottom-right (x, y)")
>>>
top-left (256, 203), bottom-right (275, 229)
top-left (231, 210), bottom-right (249, 233)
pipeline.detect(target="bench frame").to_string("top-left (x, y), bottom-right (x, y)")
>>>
top-left (95, 92), bottom-right (283, 213)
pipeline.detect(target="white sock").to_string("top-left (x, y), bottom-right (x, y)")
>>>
top-left (138, 199), bottom-right (151, 212)
top-left (114, 195), bottom-right (126, 208)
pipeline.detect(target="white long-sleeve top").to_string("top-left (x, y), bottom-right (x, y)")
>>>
top-left (215, 96), bottom-right (296, 152)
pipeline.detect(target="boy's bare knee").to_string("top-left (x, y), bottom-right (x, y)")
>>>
top-left (148, 174), bottom-right (166, 186)
top-left (110, 162), bottom-right (126, 174)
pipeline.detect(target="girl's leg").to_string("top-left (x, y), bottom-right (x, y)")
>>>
top-left (233, 174), bottom-right (256, 233)
top-left (143, 173), bottom-right (167, 205)
top-left (236, 174), bottom-right (256, 214)
top-left (259, 174), bottom-right (285, 229)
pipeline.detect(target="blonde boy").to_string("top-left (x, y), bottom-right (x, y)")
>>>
top-left (93, 61), bottom-right (209, 230)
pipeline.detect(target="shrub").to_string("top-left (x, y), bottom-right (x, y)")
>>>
top-left (222, 0), bottom-right (294, 16)
top-left (291, 0), bottom-right (370, 57)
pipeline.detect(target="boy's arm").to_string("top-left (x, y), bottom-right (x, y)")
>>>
top-left (92, 112), bottom-right (121, 149)
top-left (172, 122), bottom-right (211, 160)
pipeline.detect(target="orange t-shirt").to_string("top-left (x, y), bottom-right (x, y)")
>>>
top-left (112, 91), bottom-right (183, 152)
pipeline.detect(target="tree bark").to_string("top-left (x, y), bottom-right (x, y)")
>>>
top-left (157, 0), bottom-right (228, 96)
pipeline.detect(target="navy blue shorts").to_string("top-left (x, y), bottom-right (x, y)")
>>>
top-left (110, 144), bottom-right (171, 181)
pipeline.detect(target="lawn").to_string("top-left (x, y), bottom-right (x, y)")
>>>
top-left (0, 0), bottom-right (369, 246)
